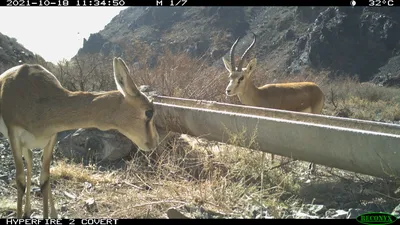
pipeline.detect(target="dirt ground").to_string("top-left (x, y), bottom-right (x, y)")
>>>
top-left (0, 134), bottom-right (399, 219)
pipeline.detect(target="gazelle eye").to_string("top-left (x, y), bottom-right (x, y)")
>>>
top-left (238, 76), bottom-right (244, 83)
top-left (145, 110), bottom-right (153, 119)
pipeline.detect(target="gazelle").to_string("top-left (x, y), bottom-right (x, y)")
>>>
top-left (222, 33), bottom-right (325, 172)
top-left (0, 57), bottom-right (159, 218)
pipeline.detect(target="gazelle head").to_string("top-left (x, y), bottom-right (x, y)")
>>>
top-left (113, 57), bottom-right (159, 151)
top-left (222, 33), bottom-right (257, 96)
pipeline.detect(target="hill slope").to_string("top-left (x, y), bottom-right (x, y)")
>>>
top-left (0, 32), bottom-right (49, 72)
top-left (77, 7), bottom-right (400, 84)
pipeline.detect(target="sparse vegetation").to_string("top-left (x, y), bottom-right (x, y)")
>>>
top-left (54, 54), bottom-right (114, 92)
top-left (1, 38), bottom-right (400, 219)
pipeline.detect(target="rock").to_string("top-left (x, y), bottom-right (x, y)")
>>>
top-left (84, 198), bottom-right (98, 213)
top-left (372, 55), bottom-right (400, 87)
top-left (392, 204), bottom-right (400, 218)
top-left (325, 209), bottom-right (348, 219)
top-left (276, 16), bottom-right (292, 31)
top-left (284, 29), bottom-right (296, 41)
top-left (325, 209), bottom-right (336, 218)
top-left (60, 204), bottom-right (68, 213)
top-left (166, 208), bottom-right (191, 219)
top-left (288, 7), bottom-right (400, 81)
top-left (294, 212), bottom-right (320, 219)
top-left (347, 208), bottom-right (368, 219)
top-left (295, 7), bottom-right (327, 23)
top-left (78, 33), bottom-right (107, 55)
top-left (255, 214), bottom-right (274, 219)
top-left (364, 202), bottom-right (381, 212)
top-left (100, 41), bottom-right (122, 57)
top-left (32, 187), bottom-right (41, 197)
top-left (250, 206), bottom-right (273, 219)
top-left (63, 191), bottom-right (76, 200)
top-left (301, 204), bottom-right (327, 216)
top-left (0, 174), bottom-right (8, 184)
top-left (57, 128), bottom-right (136, 164)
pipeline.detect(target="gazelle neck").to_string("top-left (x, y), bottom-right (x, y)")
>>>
top-left (237, 80), bottom-right (261, 106)
top-left (48, 90), bottom-right (123, 133)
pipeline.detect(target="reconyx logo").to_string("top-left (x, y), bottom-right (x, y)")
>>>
top-left (356, 212), bottom-right (398, 225)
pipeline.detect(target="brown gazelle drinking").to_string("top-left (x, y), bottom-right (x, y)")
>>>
top-left (222, 32), bottom-right (325, 172)
top-left (0, 57), bottom-right (159, 218)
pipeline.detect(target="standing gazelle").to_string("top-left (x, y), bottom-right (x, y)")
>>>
top-left (222, 33), bottom-right (325, 172)
top-left (0, 57), bottom-right (159, 218)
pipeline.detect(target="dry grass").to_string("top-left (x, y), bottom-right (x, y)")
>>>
top-left (49, 42), bottom-right (400, 124)
top-left (2, 48), bottom-right (400, 219)
top-left (49, 49), bottom-right (399, 218)
top-left (321, 75), bottom-right (400, 121)
top-left (52, 161), bottom-right (115, 184)
top-left (24, 129), bottom-right (397, 218)
top-left (45, 131), bottom-right (308, 219)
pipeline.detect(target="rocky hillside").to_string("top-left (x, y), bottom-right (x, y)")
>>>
top-left (77, 7), bottom-right (400, 85)
top-left (0, 32), bottom-right (41, 70)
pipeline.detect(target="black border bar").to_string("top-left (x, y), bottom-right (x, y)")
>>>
top-left (161, 0), bottom-right (371, 6)
top-left (0, 218), bottom-right (362, 225)
top-left (3, 0), bottom-right (378, 6)
top-left (158, 0), bottom-right (370, 6)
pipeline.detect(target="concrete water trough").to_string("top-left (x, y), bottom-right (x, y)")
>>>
top-left (153, 96), bottom-right (400, 179)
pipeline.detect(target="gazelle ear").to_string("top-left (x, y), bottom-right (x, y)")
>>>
top-left (222, 57), bottom-right (232, 73)
top-left (245, 58), bottom-right (257, 76)
top-left (113, 57), bottom-right (140, 97)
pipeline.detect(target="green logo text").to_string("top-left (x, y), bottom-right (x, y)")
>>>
top-left (356, 212), bottom-right (398, 225)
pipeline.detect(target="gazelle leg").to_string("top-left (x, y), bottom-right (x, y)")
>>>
top-left (9, 130), bottom-right (25, 218)
top-left (48, 185), bottom-right (57, 218)
top-left (40, 134), bottom-right (57, 218)
top-left (22, 148), bottom-right (33, 218)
